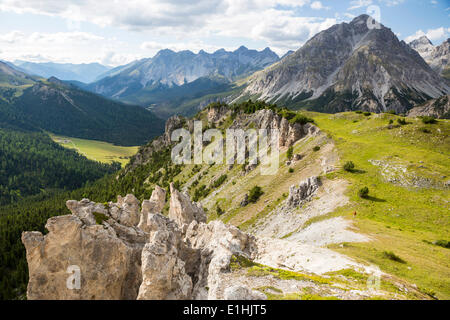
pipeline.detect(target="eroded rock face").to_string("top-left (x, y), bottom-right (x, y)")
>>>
top-left (138, 214), bottom-right (192, 300)
top-left (407, 95), bottom-right (450, 119)
top-left (287, 176), bottom-right (321, 207)
top-left (22, 185), bottom-right (261, 300)
top-left (138, 185), bottom-right (166, 232)
top-left (252, 109), bottom-right (310, 147)
top-left (22, 214), bottom-right (143, 300)
top-left (184, 220), bottom-right (256, 299)
top-left (169, 183), bottom-right (206, 230)
top-left (207, 104), bottom-right (230, 124)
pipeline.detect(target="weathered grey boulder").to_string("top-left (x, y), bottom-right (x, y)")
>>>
top-left (240, 194), bottom-right (249, 207)
top-left (138, 185), bottom-right (166, 232)
top-left (137, 214), bottom-right (192, 300)
top-left (224, 285), bottom-right (267, 300)
top-left (287, 176), bottom-right (321, 207)
top-left (169, 183), bottom-right (206, 229)
top-left (185, 220), bottom-right (256, 299)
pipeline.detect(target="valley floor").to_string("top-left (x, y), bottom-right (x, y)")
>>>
top-left (50, 134), bottom-right (139, 167)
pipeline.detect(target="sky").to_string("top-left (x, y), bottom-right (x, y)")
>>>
top-left (0, 0), bottom-right (449, 67)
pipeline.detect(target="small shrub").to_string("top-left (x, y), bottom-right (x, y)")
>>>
top-left (363, 112), bottom-right (371, 116)
top-left (383, 251), bottom-right (406, 264)
top-left (288, 168), bottom-right (294, 173)
top-left (289, 114), bottom-right (314, 125)
top-left (388, 119), bottom-right (393, 124)
top-left (419, 287), bottom-right (437, 299)
top-left (420, 116), bottom-right (437, 124)
top-left (248, 185), bottom-right (263, 203)
top-left (211, 174), bottom-right (227, 189)
top-left (216, 205), bottom-right (224, 216)
top-left (433, 240), bottom-right (450, 249)
top-left (286, 146), bottom-right (293, 160)
top-left (358, 186), bottom-right (369, 198)
top-left (355, 110), bottom-right (363, 114)
top-left (397, 118), bottom-right (408, 125)
top-left (93, 212), bottom-right (109, 225)
top-left (386, 110), bottom-right (397, 115)
top-left (343, 161), bottom-right (355, 172)
top-left (313, 146), bottom-right (320, 152)
top-left (419, 127), bottom-right (431, 134)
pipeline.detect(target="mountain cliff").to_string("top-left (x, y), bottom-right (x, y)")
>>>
top-left (240, 15), bottom-right (449, 113)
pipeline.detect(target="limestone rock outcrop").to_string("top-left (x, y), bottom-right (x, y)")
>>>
top-left (287, 176), bottom-right (321, 207)
top-left (22, 213), bottom-right (144, 300)
top-left (224, 285), bottom-right (267, 300)
top-left (137, 213), bottom-right (192, 300)
top-left (22, 185), bottom-right (260, 300)
top-left (169, 183), bottom-right (206, 229)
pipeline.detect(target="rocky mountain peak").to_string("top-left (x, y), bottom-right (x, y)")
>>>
top-left (410, 35), bottom-right (433, 47)
top-left (241, 14), bottom-right (449, 114)
top-left (409, 37), bottom-right (449, 76)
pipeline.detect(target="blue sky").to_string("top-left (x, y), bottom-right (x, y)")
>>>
top-left (0, 0), bottom-right (448, 66)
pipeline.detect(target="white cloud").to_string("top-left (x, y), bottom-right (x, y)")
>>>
top-left (348, 0), bottom-right (373, 10)
top-left (310, 1), bottom-right (329, 10)
top-left (0, 30), bottom-right (129, 65)
top-left (380, 0), bottom-right (404, 6)
top-left (405, 27), bottom-right (450, 43)
top-left (0, 1), bottom-right (349, 65)
top-left (0, 0), bottom-right (311, 31)
top-left (348, 0), bottom-right (404, 10)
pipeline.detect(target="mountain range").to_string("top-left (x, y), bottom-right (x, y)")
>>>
top-left (239, 15), bottom-right (449, 114)
top-left (88, 46), bottom-right (279, 97)
top-left (11, 61), bottom-right (112, 83)
top-left (83, 46), bottom-right (279, 117)
top-left (0, 62), bottom-right (163, 145)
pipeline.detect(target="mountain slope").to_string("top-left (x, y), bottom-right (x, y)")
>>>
top-left (0, 62), bottom-right (164, 146)
top-left (13, 61), bottom-right (112, 83)
top-left (409, 37), bottom-right (450, 79)
top-left (0, 128), bottom-right (120, 205)
top-left (240, 15), bottom-right (449, 113)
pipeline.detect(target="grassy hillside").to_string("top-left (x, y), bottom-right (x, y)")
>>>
top-left (51, 134), bottom-right (138, 167)
top-left (124, 105), bottom-right (449, 299)
top-left (12, 82), bottom-right (164, 146)
top-left (308, 111), bottom-right (450, 299)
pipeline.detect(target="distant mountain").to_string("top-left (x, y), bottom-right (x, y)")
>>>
top-left (409, 36), bottom-right (450, 79)
top-left (13, 61), bottom-right (112, 83)
top-left (0, 62), bottom-right (164, 146)
top-left (121, 75), bottom-right (240, 119)
top-left (88, 46), bottom-right (279, 102)
top-left (0, 61), bottom-right (37, 86)
top-left (239, 15), bottom-right (449, 114)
